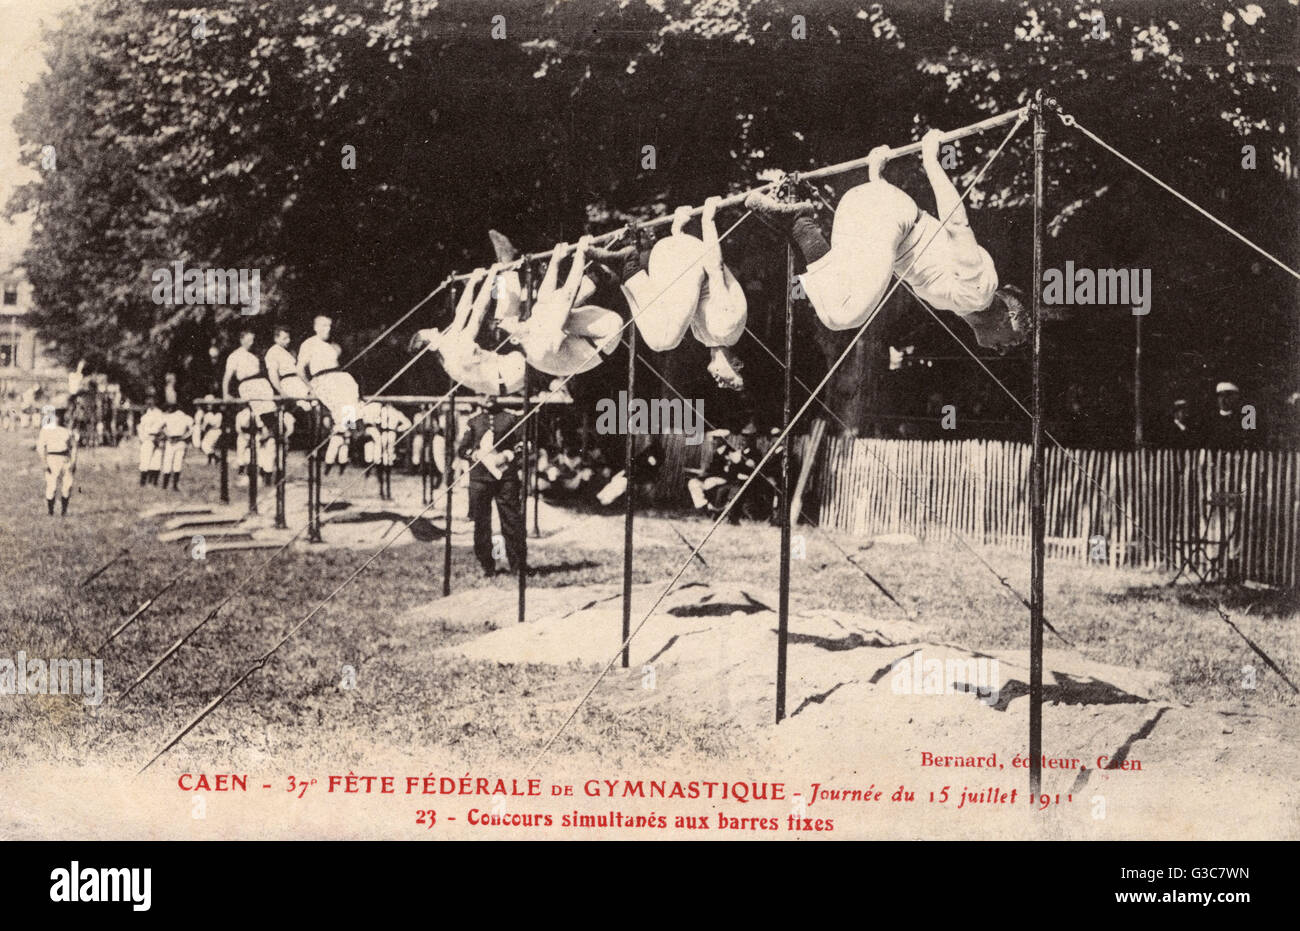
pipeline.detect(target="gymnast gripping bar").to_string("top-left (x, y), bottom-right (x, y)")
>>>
top-left (801, 106), bottom-right (1030, 181)
top-left (447, 105), bottom-right (1028, 284)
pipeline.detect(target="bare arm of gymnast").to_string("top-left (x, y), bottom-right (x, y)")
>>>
top-left (532, 237), bottom-right (591, 334)
top-left (700, 196), bottom-right (724, 281)
top-left (920, 128), bottom-right (969, 225)
top-left (295, 344), bottom-right (313, 384)
top-left (222, 355), bottom-right (238, 400)
top-left (449, 268), bottom-right (486, 337)
top-left (562, 237), bottom-right (592, 312)
top-left (463, 266), bottom-right (501, 338)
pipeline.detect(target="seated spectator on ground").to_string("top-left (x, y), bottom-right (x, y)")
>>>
top-left (596, 441), bottom-right (664, 506)
top-left (686, 434), bottom-right (733, 513)
top-left (539, 442), bottom-right (596, 498)
top-left (708, 430), bottom-right (786, 523)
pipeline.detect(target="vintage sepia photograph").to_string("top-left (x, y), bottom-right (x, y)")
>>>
top-left (0, 0), bottom-right (1296, 900)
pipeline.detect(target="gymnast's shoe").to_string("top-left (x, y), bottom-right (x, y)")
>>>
top-left (488, 229), bottom-right (519, 264)
top-left (586, 226), bottom-right (636, 267)
top-left (743, 190), bottom-right (815, 222)
top-left (587, 244), bottom-right (635, 271)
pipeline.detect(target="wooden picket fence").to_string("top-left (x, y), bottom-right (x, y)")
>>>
top-left (648, 435), bottom-right (1300, 588)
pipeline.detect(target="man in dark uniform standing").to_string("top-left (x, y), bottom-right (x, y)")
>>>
top-left (457, 397), bottom-right (526, 577)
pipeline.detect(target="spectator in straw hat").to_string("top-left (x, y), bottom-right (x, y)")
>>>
top-left (1207, 381), bottom-right (1252, 448)
top-left (1164, 398), bottom-right (1198, 448)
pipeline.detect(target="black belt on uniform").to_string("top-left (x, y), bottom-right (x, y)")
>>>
top-left (310, 367), bottom-right (341, 379)
top-left (45, 450), bottom-right (70, 457)
top-left (236, 374), bottom-right (271, 386)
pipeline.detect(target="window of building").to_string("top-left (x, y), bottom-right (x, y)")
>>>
top-left (2, 288), bottom-right (17, 306)
top-left (0, 342), bottom-right (15, 368)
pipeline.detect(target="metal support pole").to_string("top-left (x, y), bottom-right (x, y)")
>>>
top-left (315, 407), bottom-right (325, 535)
top-left (442, 394), bottom-right (456, 597)
top-left (218, 403), bottom-right (229, 505)
top-left (441, 283), bottom-right (459, 597)
top-left (518, 262), bottom-right (533, 625)
top-left (532, 411), bottom-right (541, 538)
top-left (307, 402), bottom-right (323, 544)
top-left (1133, 312), bottom-right (1143, 449)
top-left (246, 404), bottom-right (259, 516)
top-left (518, 387), bottom-right (530, 624)
top-left (274, 402), bottom-right (287, 529)
top-left (622, 314), bottom-right (636, 669)
top-left (386, 418), bottom-right (396, 499)
top-left (304, 409), bottom-right (313, 528)
top-left (1029, 91), bottom-right (1048, 799)
top-left (421, 404), bottom-right (433, 506)
top-left (380, 423), bottom-right (391, 500)
top-left (776, 229), bottom-right (794, 724)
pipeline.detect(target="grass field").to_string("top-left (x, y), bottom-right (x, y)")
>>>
top-left (2, 430), bottom-right (1297, 838)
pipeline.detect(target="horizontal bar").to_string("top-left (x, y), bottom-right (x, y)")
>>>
top-left (801, 107), bottom-right (1029, 181)
top-left (190, 393), bottom-right (571, 408)
top-left (365, 394), bottom-right (572, 406)
top-left (449, 106), bottom-right (1028, 284)
top-left (192, 396), bottom-right (315, 406)
top-left (449, 186), bottom-right (763, 283)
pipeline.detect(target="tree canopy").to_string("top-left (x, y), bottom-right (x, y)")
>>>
top-left (8, 0), bottom-right (1298, 442)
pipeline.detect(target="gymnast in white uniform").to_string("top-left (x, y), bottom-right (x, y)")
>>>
top-left (223, 330), bottom-right (276, 427)
top-left (497, 238), bottom-right (623, 378)
top-left (409, 267), bottom-right (528, 396)
top-left (265, 326), bottom-right (313, 409)
top-left (297, 314), bottom-right (362, 471)
top-left (745, 128), bottom-right (1024, 350)
top-left (619, 198), bottom-right (748, 389)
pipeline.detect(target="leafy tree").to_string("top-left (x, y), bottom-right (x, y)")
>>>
top-left (8, 0), bottom-right (1295, 444)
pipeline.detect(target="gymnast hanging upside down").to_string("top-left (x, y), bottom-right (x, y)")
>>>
top-left (409, 267), bottom-right (527, 396)
top-left (618, 196), bottom-right (748, 390)
top-left (494, 237), bottom-right (624, 378)
top-left (745, 129), bottom-right (1025, 350)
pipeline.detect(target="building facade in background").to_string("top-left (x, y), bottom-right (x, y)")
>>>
top-left (1, 264), bottom-right (65, 399)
